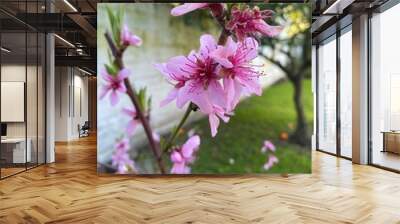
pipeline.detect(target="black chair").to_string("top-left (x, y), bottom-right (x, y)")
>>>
top-left (78, 121), bottom-right (90, 138)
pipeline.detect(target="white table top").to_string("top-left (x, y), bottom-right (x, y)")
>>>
top-left (1, 138), bottom-right (28, 143)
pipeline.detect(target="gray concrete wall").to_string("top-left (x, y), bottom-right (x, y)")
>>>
top-left (54, 67), bottom-right (89, 141)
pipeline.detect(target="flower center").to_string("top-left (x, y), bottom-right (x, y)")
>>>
top-left (111, 81), bottom-right (120, 90)
top-left (194, 57), bottom-right (218, 88)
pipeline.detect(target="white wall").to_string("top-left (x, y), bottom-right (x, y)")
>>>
top-left (54, 67), bottom-right (89, 141)
top-left (1, 63), bottom-right (46, 164)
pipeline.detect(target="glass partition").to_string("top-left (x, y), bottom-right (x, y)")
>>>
top-left (1, 30), bottom-right (28, 177)
top-left (317, 36), bottom-right (337, 154)
top-left (0, 1), bottom-right (46, 179)
top-left (38, 32), bottom-right (45, 165)
top-left (27, 31), bottom-right (38, 169)
top-left (339, 28), bottom-right (352, 158)
top-left (371, 4), bottom-right (400, 171)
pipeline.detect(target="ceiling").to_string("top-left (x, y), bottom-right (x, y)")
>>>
top-left (0, 0), bottom-right (98, 74)
top-left (311, 0), bottom-right (389, 43)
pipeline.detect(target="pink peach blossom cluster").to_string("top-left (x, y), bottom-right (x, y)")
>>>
top-left (261, 140), bottom-right (279, 170)
top-left (170, 135), bottom-right (200, 174)
top-left (111, 138), bottom-right (135, 174)
top-left (226, 5), bottom-right (282, 41)
top-left (171, 3), bottom-right (281, 41)
top-left (156, 34), bottom-right (261, 137)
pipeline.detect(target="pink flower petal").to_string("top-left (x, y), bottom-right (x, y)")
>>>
top-left (121, 25), bottom-right (142, 46)
top-left (101, 68), bottom-right (114, 82)
top-left (238, 37), bottom-right (259, 61)
top-left (152, 132), bottom-right (160, 142)
top-left (117, 68), bottom-right (130, 81)
top-left (223, 78), bottom-right (243, 112)
top-left (236, 76), bottom-right (262, 96)
top-left (263, 140), bottom-right (276, 152)
top-left (207, 81), bottom-right (226, 108)
top-left (160, 88), bottom-right (179, 107)
top-left (170, 3), bottom-right (208, 16)
top-left (122, 106), bottom-right (136, 116)
top-left (126, 120), bottom-right (138, 136)
top-left (263, 155), bottom-right (279, 170)
top-left (109, 91), bottom-right (119, 106)
top-left (176, 82), bottom-right (193, 108)
top-left (181, 135), bottom-right (200, 159)
top-left (154, 63), bottom-right (173, 82)
top-left (116, 82), bottom-right (127, 93)
top-left (192, 90), bottom-right (213, 114)
top-left (199, 34), bottom-right (218, 58)
top-left (129, 35), bottom-right (142, 46)
top-left (170, 151), bottom-right (183, 163)
top-left (100, 85), bottom-right (111, 100)
top-left (170, 162), bottom-right (190, 174)
top-left (209, 113), bottom-right (220, 137)
top-left (210, 37), bottom-right (237, 68)
top-left (255, 20), bottom-right (282, 37)
top-left (166, 56), bottom-right (193, 79)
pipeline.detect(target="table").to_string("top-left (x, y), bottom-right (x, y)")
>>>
top-left (381, 131), bottom-right (400, 154)
top-left (1, 138), bottom-right (31, 163)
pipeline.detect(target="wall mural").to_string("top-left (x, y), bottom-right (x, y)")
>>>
top-left (97, 3), bottom-right (312, 175)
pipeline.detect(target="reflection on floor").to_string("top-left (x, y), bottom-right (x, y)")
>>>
top-left (0, 167), bottom-right (25, 177)
top-left (373, 150), bottom-right (400, 171)
top-left (0, 162), bottom-right (42, 178)
top-left (0, 135), bottom-right (399, 223)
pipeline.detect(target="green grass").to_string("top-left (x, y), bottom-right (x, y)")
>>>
top-left (137, 79), bottom-right (313, 174)
top-left (187, 79), bottom-right (313, 174)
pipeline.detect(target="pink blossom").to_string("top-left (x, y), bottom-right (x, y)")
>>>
top-left (263, 155), bottom-right (279, 170)
top-left (156, 34), bottom-right (229, 137)
top-left (226, 6), bottom-right (282, 41)
top-left (111, 138), bottom-right (135, 174)
top-left (210, 36), bottom-right (262, 112)
top-left (261, 140), bottom-right (276, 153)
top-left (100, 68), bottom-right (130, 106)
top-left (121, 24), bottom-right (142, 46)
top-left (122, 106), bottom-right (140, 136)
top-left (171, 3), bottom-right (224, 17)
top-left (152, 132), bottom-right (160, 143)
top-left (170, 135), bottom-right (200, 174)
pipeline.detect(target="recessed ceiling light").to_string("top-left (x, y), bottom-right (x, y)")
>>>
top-left (1, 47), bottom-right (11, 53)
top-left (78, 67), bottom-right (93, 76)
top-left (322, 0), bottom-right (354, 15)
top-left (54, 34), bottom-right (75, 48)
top-left (63, 0), bottom-right (78, 12)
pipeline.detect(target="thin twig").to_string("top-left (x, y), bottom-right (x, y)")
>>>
top-left (213, 10), bottom-right (230, 45)
top-left (162, 103), bottom-right (193, 153)
top-left (104, 32), bottom-right (166, 174)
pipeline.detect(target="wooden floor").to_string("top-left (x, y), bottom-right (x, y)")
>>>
top-left (0, 135), bottom-right (399, 224)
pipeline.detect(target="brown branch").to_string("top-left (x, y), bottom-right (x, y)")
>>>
top-left (104, 32), bottom-right (166, 174)
top-left (213, 8), bottom-right (230, 45)
top-left (259, 53), bottom-right (290, 76)
top-left (218, 28), bottom-right (230, 45)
